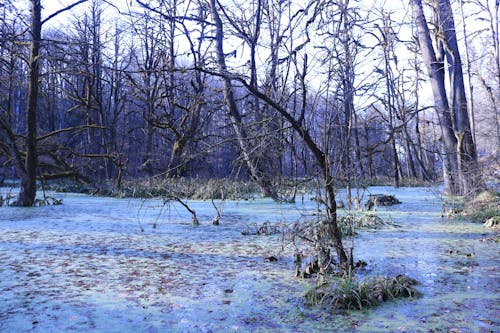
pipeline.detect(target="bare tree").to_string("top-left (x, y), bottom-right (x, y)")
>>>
top-left (410, 0), bottom-right (482, 195)
top-left (208, 0), bottom-right (278, 199)
top-left (126, 8), bottom-right (168, 176)
top-left (208, 0), bottom-right (349, 266)
top-left (12, 0), bottom-right (42, 206)
top-left (470, 0), bottom-right (500, 156)
top-left (315, 0), bottom-right (362, 203)
top-left (3, 0), bottom-right (88, 206)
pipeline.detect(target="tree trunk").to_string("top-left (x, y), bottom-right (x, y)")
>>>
top-left (411, 0), bottom-right (460, 194)
top-left (341, 6), bottom-right (355, 206)
top-left (391, 135), bottom-right (401, 187)
top-left (458, 0), bottom-right (476, 145)
top-left (143, 121), bottom-right (154, 175)
top-left (353, 112), bottom-right (364, 179)
top-left (209, 0), bottom-right (277, 200)
top-left (15, 0), bottom-right (41, 207)
top-left (438, 0), bottom-right (482, 194)
top-left (234, 72), bottom-right (350, 267)
top-left (403, 127), bottom-right (420, 180)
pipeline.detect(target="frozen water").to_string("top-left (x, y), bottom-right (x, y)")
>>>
top-left (0, 186), bottom-right (498, 332)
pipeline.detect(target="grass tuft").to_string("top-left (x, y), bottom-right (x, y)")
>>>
top-left (460, 190), bottom-right (500, 224)
top-left (338, 213), bottom-right (389, 236)
top-left (305, 271), bottom-right (420, 310)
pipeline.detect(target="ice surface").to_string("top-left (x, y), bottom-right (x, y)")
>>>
top-left (0, 186), bottom-right (498, 332)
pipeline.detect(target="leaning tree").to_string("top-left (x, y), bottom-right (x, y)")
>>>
top-left (207, 0), bottom-right (349, 266)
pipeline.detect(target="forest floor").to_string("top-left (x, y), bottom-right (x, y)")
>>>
top-left (0, 186), bottom-right (498, 332)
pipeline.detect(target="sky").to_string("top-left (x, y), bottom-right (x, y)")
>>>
top-left (38, 0), bottom-right (407, 26)
top-left (41, 0), bottom-right (133, 25)
top-left (12, 0), bottom-right (494, 109)
top-left (15, 0), bottom-right (429, 107)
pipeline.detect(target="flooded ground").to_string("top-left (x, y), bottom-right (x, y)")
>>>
top-left (0, 186), bottom-right (498, 332)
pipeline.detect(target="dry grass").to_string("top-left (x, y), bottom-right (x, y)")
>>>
top-left (305, 271), bottom-right (420, 310)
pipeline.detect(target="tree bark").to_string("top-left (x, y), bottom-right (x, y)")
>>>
top-left (411, 0), bottom-right (460, 194)
top-left (15, 0), bottom-right (41, 206)
top-left (438, 0), bottom-right (481, 194)
top-left (341, 10), bottom-right (355, 205)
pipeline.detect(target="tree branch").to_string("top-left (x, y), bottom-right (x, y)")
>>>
top-left (42, 0), bottom-right (89, 25)
top-left (135, 0), bottom-right (214, 26)
top-left (37, 125), bottom-right (106, 142)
